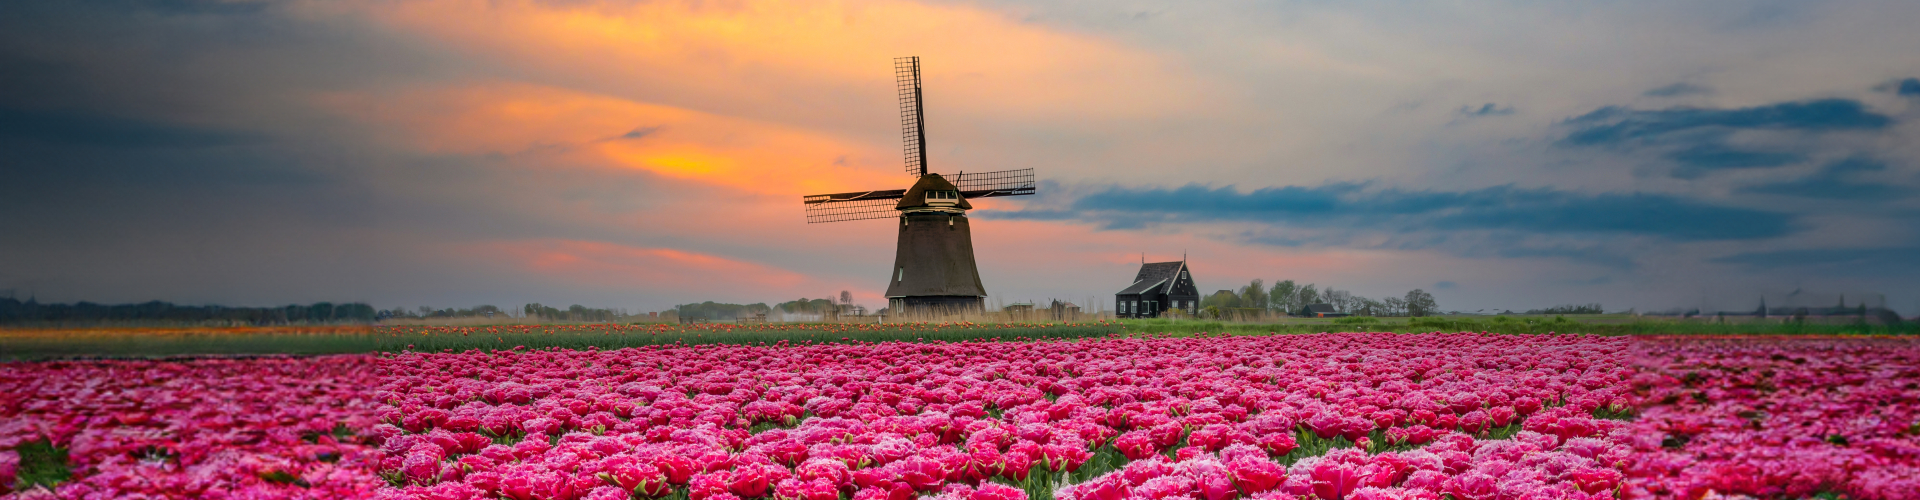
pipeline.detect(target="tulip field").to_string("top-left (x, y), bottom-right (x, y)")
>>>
top-left (3, 332), bottom-right (1918, 499)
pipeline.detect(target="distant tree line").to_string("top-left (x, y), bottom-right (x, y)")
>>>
top-left (675, 295), bottom-right (858, 320)
top-left (381, 305), bottom-right (508, 320)
top-left (376, 304), bottom-right (647, 322)
top-left (521, 303), bottom-right (631, 322)
top-left (1197, 279), bottom-right (1442, 317)
top-left (0, 297), bottom-right (376, 325)
top-left (1525, 303), bottom-right (1605, 315)
top-left (676, 301), bottom-right (772, 320)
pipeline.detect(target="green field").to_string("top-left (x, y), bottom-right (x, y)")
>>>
top-left (3, 315), bottom-right (1911, 361)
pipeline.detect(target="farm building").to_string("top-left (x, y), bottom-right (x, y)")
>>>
top-left (1048, 300), bottom-right (1082, 321)
top-left (1115, 260), bottom-right (1200, 318)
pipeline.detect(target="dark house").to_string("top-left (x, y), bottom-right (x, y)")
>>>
top-left (1297, 303), bottom-right (1348, 318)
top-left (1116, 260), bottom-right (1200, 318)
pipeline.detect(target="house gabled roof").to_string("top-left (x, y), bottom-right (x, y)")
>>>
top-left (1301, 303), bottom-right (1337, 314)
top-left (1117, 278), bottom-right (1167, 295)
top-left (1116, 260), bottom-right (1188, 295)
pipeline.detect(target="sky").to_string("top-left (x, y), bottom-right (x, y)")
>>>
top-left (3, 0), bottom-right (1919, 315)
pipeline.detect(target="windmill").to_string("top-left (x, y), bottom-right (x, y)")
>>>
top-left (802, 57), bottom-right (1037, 315)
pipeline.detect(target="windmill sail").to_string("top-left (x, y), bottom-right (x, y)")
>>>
top-left (952, 169), bottom-right (1037, 198)
top-left (803, 190), bottom-right (907, 223)
top-left (796, 57), bottom-right (1034, 316)
top-left (896, 56), bottom-right (927, 177)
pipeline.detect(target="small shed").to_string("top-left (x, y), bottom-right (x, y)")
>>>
top-left (1048, 300), bottom-right (1083, 321)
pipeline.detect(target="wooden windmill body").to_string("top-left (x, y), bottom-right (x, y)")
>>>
top-left (802, 57), bottom-right (1036, 315)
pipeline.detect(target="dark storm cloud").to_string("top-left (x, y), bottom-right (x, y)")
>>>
top-left (1713, 246), bottom-right (1920, 271)
top-left (1899, 78), bottom-right (1920, 97)
top-left (1738, 157), bottom-right (1907, 200)
top-left (0, 107), bottom-right (257, 148)
top-left (1643, 83), bottom-right (1712, 97)
top-left (1559, 99), bottom-right (1893, 146)
top-left (989, 183), bottom-right (1795, 241)
top-left (0, 0), bottom-right (672, 306)
top-left (1488, 244), bottom-right (1638, 270)
top-left (1664, 143), bottom-right (1806, 179)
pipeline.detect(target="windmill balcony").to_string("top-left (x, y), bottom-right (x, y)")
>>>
top-left (925, 190), bottom-right (960, 207)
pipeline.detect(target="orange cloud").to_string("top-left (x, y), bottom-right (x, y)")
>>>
top-left (311, 0), bottom-right (1201, 124)
top-left (483, 239), bottom-right (818, 291)
top-left (310, 0), bottom-right (1208, 200)
top-left (322, 82), bottom-right (902, 195)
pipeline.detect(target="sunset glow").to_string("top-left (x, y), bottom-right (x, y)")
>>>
top-left (5, 0), bottom-right (1917, 313)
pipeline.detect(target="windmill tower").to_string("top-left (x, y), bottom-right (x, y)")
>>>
top-left (802, 57), bottom-right (1037, 315)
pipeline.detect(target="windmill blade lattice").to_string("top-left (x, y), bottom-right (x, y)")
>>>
top-left (803, 190), bottom-right (907, 223)
top-left (896, 56), bottom-right (927, 177)
top-left (952, 169), bottom-right (1036, 198)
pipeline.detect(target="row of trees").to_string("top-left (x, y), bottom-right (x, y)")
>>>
top-left (1526, 303), bottom-right (1605, 315)
top-left (376, 304), bottom-right (638, 322)
top-left (0, 298), bottom-right (378, 325)
top-left (1198, 279), bottom-right (1442, 317)
top-left (679, 293), bottom-right (864, 321)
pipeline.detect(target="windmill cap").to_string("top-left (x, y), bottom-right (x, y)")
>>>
top-left (896, 173), bottom-right (972, 210)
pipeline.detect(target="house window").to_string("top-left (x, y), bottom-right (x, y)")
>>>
top-left (896, 266), bottom-right (904, 282)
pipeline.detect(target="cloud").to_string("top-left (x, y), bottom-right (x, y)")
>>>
top-left (481, 239), bottom-right (817, 291)
top-left (1664, 143), bottom-right (1806, 179)
top-left (1560, 99), bottom-right (1893, 146)
top-left (1738, 157), bottom-right (1907, 200)
top-left (1643, 83), bottom-right (1712, 97)
top-left (992, 182), bottom-right (1796, 241)
top-left (1434, 280), bottom-right (1457, 289)
top-left (1876, 77), bottom-right (1920, 97)
top-left (616, 126), bottom-right (661, 140)
top-left (1458, 103), bottom-right (1515, 117)
top-left (0, 106), bottom-right (255, 148)
top-left (1713, 246), bottom-right (1920, 271)
top-left (322, 83), bottom-right (899, 196)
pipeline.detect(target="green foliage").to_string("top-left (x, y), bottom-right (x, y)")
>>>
top-left (1200, 290), bottom-right (1241, 310)
top-left (1241, 279), bottom-right (1268, 313)
top-left (1527, 303), bottom-right (1605, 315)
top-left (1268, 280), bottom-right (1298, 314)
top-left (394, 305), bottom-right (508, 320)
top-left (674, 301), bottom-right (773, 321)
top-left (774, 298), bottom-right (838, 314)
top-left (1332, 316), bottom-right (1381, 325)
top-left (1277, 428), bottom-right (1354, 465)
top-left (1592, 403), bottom-right (1638, 421)
top-left (523, 303), bottom-right (630, 322)
top-left (0, 333), bottom-right (384, 361)
top-left (1403, 289), bottom-right (1438, 317)
top-left (14, 439), bottom-right (71, 491)
top-left (0, 297), bottom-right (377, 325)
top-left (259, 470), bottom-right (311, 487)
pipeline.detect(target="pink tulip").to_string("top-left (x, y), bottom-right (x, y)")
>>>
top-left (1228, 458), bottom-right (1285, 493)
